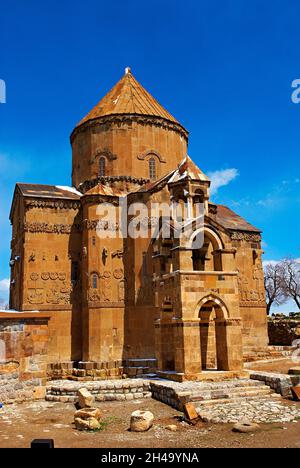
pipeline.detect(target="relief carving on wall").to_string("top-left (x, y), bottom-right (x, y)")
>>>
top-left (24, 222), bottom-right (81, 234)
top-left (28, 288), bottom-right (44, 305)
top-left (27, 272), bottom-right (73, 305)
top-left (118, 280), bottom-right (126, 302)
top-left (88, 289), bottom-right (101, 302)
top-left (112, 250), bottom-right (123, 259)
top-left (230, 231), bottom-right (261, 242)
top-left (85, 220), bottom-right (119, 231)
top-left (237, 267), bottom-right (265, 306)
top-left (113, 268), bottom-right (124, 280)
top-left (25, 199), bottom-right (80, 210)
top-left (101, 278), bottom-right (111, 302)
top-left (253, 264), bottom-right (264, 289)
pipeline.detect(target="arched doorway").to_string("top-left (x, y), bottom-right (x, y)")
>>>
top-left (192, 227), bottom-right (223, 272)
top-left (198, 296), bottom-right (231, 371)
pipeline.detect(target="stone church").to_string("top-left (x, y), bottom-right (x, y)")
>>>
top-left (9, 68), bottom-right (268, 380)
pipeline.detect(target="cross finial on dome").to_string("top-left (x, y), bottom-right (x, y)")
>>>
top-left (125, 66), bottom-right (132, 75)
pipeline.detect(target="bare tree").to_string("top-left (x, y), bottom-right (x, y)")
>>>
top-left (281, 258), bottom-right (300, 310)
top-left (264, 262), bottom-right (286, 315)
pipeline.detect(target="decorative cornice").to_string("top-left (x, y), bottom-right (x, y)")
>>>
top-left (23, 222), bottom-right (81, 234)
top-left (70, 114), bottom-right (189, 143)
top-left (24, 199), bottom-right (81, 210)
top-left (83, 219), bottom-right (119, 231)
top-left (79, 175), bottom-right (149, 194)
top-left (230, 231), bottom-right (261, 242)
top-left (82, 195), bottom-right (120, 206)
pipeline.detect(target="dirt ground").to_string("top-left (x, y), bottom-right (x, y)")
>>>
top-left (246, 359), bottom-right (298, 374)
top-left (0, 398), bottom-right (299, 449)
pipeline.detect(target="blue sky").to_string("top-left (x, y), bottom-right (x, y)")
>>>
top-left (1, 0), bottom-right (300, 310)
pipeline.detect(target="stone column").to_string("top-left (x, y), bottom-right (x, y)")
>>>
top-left (215, 318), bottom-right (243, 371)
top-left (172, 247), bottom-right (193, 272)
top-left (174, 320), bottom-right (202, 375)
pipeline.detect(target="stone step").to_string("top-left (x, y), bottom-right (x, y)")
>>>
top-left (189, 386), bottom-right (273, 403)
top-left (176, 379), bottom-right (267, 393)
top-left (195, 393), bottom-right (276, 408)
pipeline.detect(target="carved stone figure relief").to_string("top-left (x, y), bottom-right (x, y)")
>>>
top-left (118, 280), bottom-right (126, 302)
top-left (113, 269), bottom-right (124, 280)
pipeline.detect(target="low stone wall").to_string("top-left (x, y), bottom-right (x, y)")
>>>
top-left (47, 358), bottom-right (157, 380)
top-left (249, 371), bottom-right (300, 399)
top-left (46, 379), bottom-right (152, 403)
top-left (0, 372), bottom-right (43, 404)
top-left (47, 361), bottom-right (124, 380)
top-left (150, 381), bottom-right (186, 410)
top-left (243, 345), bottom-right (294, 362)
top-left (0, 313), bottom-right (50, 404)
top-left (268, 319), bottom-right (300, 346)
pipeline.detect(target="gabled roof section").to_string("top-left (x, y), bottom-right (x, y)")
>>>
top-left (214, 204), bottom-right (261, 233)
top-left (16, 183), bottom-right (82, 199)
top-left (168, 156), bottom-right (210, 184)
top-left (76, 67), bottom-right (183, 128)
top-left (9, 184), bottom-right (82, 222)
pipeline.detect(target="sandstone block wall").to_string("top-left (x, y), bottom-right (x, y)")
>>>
top-left (0, 313), bottom-right (49, 403)
top-left (268, 319), bottom-right (300, 346)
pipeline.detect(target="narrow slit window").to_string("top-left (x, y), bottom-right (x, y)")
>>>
top-left (149, 157), bottom-right (156, 180)
top-left (99, 157), bottom-right (106, 177)
top-left (92, 274), bottom-right (98, 289)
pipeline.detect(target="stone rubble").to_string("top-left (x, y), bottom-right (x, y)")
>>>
top-left (77, 388), bottom-right (94, 408)
top-left (197, 398), bottom-right (300, 424)
top-left (130, 410), bottom-right (154, 432)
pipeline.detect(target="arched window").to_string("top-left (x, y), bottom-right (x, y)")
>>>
top-left (149, 157), bottom-right (156, 180)
top-left (92, 274), bottom-right (98, 289)
top-left (99, 157), bottom-right (106, 177)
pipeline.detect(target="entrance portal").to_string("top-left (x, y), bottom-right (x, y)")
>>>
top-left (199, 299), bottom-right (230, 371)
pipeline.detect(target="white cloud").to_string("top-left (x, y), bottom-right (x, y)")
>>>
top-left (0, 279), bottom-right (9, 308)
top-left (0, 279), bottom-right (10, 293)
top-left (208, 168), bottom-right (239, 195)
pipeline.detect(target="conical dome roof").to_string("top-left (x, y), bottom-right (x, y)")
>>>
top-left (76, 67), bottom-right (182, 127)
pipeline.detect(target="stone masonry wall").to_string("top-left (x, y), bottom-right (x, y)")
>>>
top-left (268, 319), bottom-right (300, 346)
top-left (0, 314), bottom-right (49, 404)
top-left (46, 379), bottom-right (152, 403)
top-left (250, 371), bottom-right (300, 399)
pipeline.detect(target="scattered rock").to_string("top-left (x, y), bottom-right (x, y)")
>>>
top-left (165, 424), bottom-right (177, 432)
top-left (198, 412), bottom-right (211, 423)
top-left (183, 402), bottom-right (199, 422)
top-left (291, 386), bottom-right (300, 401)
top-left (130, 410), bottom-right (154, 432)
top-left (180, 421), bottom-right (189, 427)
top-left (74, 417), bottom-right (100, 431)
top-left (74, 407), bottom-right (101, 421)
top-left (77, 388), bottom-right (94, 408)
top-left (232, 419), bottom-right (260, 433)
